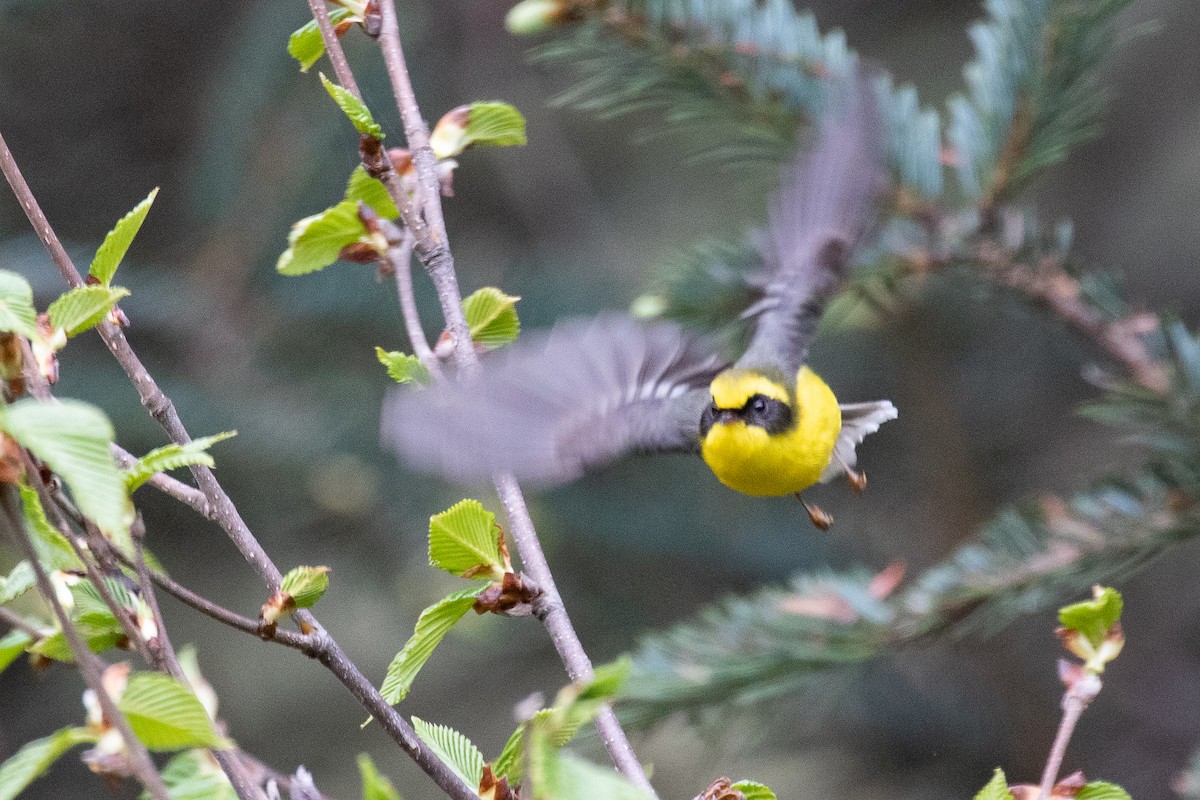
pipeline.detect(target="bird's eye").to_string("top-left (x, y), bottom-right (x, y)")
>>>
top-left (752, 397), bottom-right (767, 413)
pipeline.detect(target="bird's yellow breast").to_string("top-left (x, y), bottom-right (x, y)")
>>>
top-left (700, 366), bottom-right (841, 496)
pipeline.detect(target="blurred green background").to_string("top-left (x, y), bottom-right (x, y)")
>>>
top-left (1, 0), bottom-right (1199, 797)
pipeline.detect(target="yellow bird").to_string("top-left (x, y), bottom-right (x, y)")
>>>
top-left (384, 78), bottom-right (896, 527)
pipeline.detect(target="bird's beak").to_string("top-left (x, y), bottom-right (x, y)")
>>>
top-left (714, 409), bottom-right (741, 425)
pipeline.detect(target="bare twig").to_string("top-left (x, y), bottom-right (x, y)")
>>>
top-left (305, 0), bottom-right (361, 97)
top-left (0, 492), bottom-right (172, 800)
top-left (388, 231), bottom-right (437, 366)
top-left (1037, 676), bottom-right (1099, 800)
top-left (0, 604), bottom-right (42, 639)
top-left (369, 3), bottom-right (656, 792)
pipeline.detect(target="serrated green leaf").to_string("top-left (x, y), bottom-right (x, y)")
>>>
top-left (0, 271), bottom-right (40, 340)
top-left (358, 753), bottom-right (403, 800)
top-left (346, 166), bottom-right (399, 219)
top-left (288, 8), bottom-right (355, 72)
top-left (320, 73), bottom-right (384, 139)
top-left (280, 565), bottom-right (330, 609)
top-left (1076, 781), bottom-right (1133, 800)
top-left (277, 200), bottom-right (371, 276)
top-left (973, 769), bottom-right (1014, 800)
top-left (124, 431), bottom-right (237, 492)
top-left (731, 781), bottom-right (777, 800)
top-left (0, 560), bottom-right (35, 605)
top-left (431, 102), bottom-right (527, 158)
top-left (492, 726), bottom-right (524, 784)
top-left (46, 285), bottom-right (131, 337)
top-left (142, 750), bottom-right (237, 800)
top-left (428, 499), bottom-right (505, 579)
top-left (411, 717), bottom-right (484, 791)
top-left (118, 672), bottom-right (231, 751)
top-left (0, 629), bottom-right (33, 675)
top-left (375, 348), bottom-right (430, 386)
top-left (462, 288), bottom-right (520, 349)
top-left (379, 585), bottom-right (487, 706)
top-left (89, 188), bottom-right (158, 285)
top-left (0, 727), bottom-right (95, 800)
top-left (3, 400), bottom-right (128, 538)
top-left (18, 482), bottom-right (84, 571)
top-left (1059, 587), bottom-right (1123, 648)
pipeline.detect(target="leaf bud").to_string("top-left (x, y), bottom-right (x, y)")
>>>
top-left (505, 0), bottom-right (567, 35)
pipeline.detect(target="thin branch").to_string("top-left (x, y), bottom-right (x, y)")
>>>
top-left (305, 0), bottom-right (361, 97)
top-left (0, 127), bottom-right (480, 800)
top-left (113, 445), bottom-right (212, 514)
top-left (0, 493), bottom-right (172, 800)
top-left (388, 231), bottom-right (437, 366)
top-left (1037, 683), bottom-right (1094, 799)
top-left (370, 5), bottom-right (657, 793)
top-left (0, 604), bottom-right (43, 639)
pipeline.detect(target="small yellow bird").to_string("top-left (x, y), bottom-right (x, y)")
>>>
top-left (384, 78), bottom-right (896, 527)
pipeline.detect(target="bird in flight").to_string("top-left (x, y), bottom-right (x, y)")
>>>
top-left (383, 78), bottom-right (897, 528)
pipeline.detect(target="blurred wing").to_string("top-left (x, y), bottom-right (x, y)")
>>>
top-left (737, 75), bottom-right (886, 375)
top-left (382, 315), bottom-right (728, 484)
top-left (819, 400), bottom-right (898, 482)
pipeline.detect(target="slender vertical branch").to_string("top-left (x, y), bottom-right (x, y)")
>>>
top-left (0, 494), bottom-right (172, 800)
top-left (306, 0), bottom-right (361, 97)
top-left (369, 3), bottom-right (657, 793)
top-left (1037, 680), bottom-right (1097, 800)
top-left (388, 232), bottom-right (437, 366)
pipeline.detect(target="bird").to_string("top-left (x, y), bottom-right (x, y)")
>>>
top-left (382, 77), bottom-right (897, 528)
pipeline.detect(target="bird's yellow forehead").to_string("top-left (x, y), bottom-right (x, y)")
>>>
top-left (709, 369), bottom-right (791, 408)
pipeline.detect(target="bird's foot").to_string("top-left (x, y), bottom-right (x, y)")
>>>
top-left (846, 468), bottom-right (867, 493)
top-left (795, 493), bottom-right (833, 530)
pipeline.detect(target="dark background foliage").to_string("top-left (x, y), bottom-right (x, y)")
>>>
top-left (1, 0), bottom-right (1198, 797)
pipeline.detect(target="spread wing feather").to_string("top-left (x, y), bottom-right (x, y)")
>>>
top-left (737, 77), bottom-right (886, 376)
top-left (382, 315), bottom-right (728, 484)
top-left (819, 400), bottom-right (899, 483)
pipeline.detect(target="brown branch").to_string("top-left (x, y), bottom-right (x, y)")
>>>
top-left (306, 0), bottom-right (362, 97)
top-left (371, 4), bottom-right (657, 793)
top-left (0, 123), bottom-right (480, 800)
top-left (388, 231), bottom-right (437, 366)
top-left (0, 604), bottom-right (43, 639)
top-left (975, 241), bottom-right (1169, 392)
top-left (0, 492), bottom-right (172, 800)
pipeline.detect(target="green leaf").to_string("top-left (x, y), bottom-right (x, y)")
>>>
top-left (492, 726), bottom-right (523, 783)
top-left (428, 499), bottom-right (506, 579)
top-left (358, 753), bottom-right (403, 800)
top-left (1076, 781), bottom-right (1133, 800)
top-left (1059, 587), bottom-right (1123, 649)
top-left (124, 431), bottom-right (237, 492)
top-left (277, 200), bottom-right (370, 276)
top-left (280, 565), bottom-right (331, 609)
top-left (89, 188), bottom-right (158, 285)
top-left (528, 733), bottom-right (649, 800)
top-left (18, 482), bottom-right (85, 571)
top-left (731, 781), bottom-right (777, 800)
top-left (118, 672), bottom-right (232, 751)
top-left (411, 717), bottom-right (484, 791)
top-left (375, 348), bottom-right (430, 386)
top-left (320, 73), bottom-right (384, 139)
top-left (288, 9), bottom-right (355, 72)
top-left (0, 629), bottom-right (33, 675)
top-left (577, 658), bottom-right (632, 703)
top-left (430, 102), bottom-right (527, 159)
top-left (47, 285), bottom-right (131, 337)
top-left (0, 727), bottom-right (95, 800)
top-left (462, 288), bottom-right (520, 349)
top-left (144, 750), bottom-right (237, 800)
top-left (973, 769), bottom-right (1014, 800)
top-left (0, 271), bottom-right (40, 340)
top-left (346, 166), bottom-right (399, 219)
top-left (0, 561), bottom-right (35, 604)
top-left (3, 400), bottom-right (128, 537)
top-left (379, 585), bottom-right (487, 706)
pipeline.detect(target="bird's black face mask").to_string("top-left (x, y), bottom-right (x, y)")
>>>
top-left (699, 393), bottom-right (794, 437)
